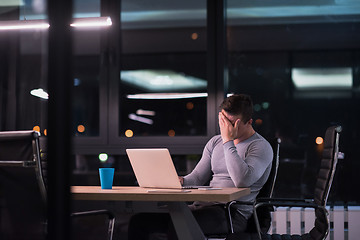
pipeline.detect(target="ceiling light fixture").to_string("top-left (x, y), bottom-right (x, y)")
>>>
top-left (136, 109), bottom-right (156, 116)
top-left (292, 67), bottom-right (352, 90)
top-left (128, 113), bottom-right (154, 125)
top-left (0, 19), bottom-right (49, 30)
top-left (30, 88), bottom-right (49, 99)
top-left (127, 93), bottom-right (208, 100)
top-left (0, 16), bottom-right (112, 31)
top-left (121, 70), bottom-right (207, 92)
top-left (70, 16), bottom-right (112, 28)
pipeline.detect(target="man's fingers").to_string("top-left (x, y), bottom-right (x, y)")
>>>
top-left (234, 119), bottom-right (240, 129)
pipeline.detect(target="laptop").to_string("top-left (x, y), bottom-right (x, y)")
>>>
top-left (126, 148), bottom-right (215, 190)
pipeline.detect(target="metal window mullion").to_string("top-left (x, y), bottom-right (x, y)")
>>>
top-left (207, 0), bottom-right (227, 136)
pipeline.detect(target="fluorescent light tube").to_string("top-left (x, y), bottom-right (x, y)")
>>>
top-left (70, 17), bottom-right (112, 28)
top-left (0, 17), bottom-right (112, 30)
top-left (0, 19), bottom-right (49, 30)
top-left (136, 109), bottom-right (156, 116)
top-left (121, 70), bottom-right (207, 92)
top-left (128, 113), bottom-right (153, 125)
top-left (127, 93), bottom-right (208, 100)
top-left (292, 67), bottom-right (352, 90)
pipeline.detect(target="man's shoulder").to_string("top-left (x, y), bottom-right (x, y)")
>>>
top-left (246, 132), bottom-right (264, 142)
top-left (248, 133), bottom-right (272, 148)
top-left (203, 135), bottom-right (223, 153)
top-left (208, 135), bottom-right (223, 144)
top-left (205, 135), bottom-right (223, 148)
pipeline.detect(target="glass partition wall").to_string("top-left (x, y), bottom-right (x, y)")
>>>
top-left (108, 0), bottom-right (211, 154)
top-left (73, 0), bottom-right (209, 197)
top-left (119, 1), bottom-right (207, 137)
top-left (0, 2), bottom-right (48, 132)
top-left (226, 1), bottom-right (360, 201)
top-left (1, 1), bottom-right (360, 237)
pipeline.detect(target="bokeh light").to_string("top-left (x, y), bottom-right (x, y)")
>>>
top-left (255, 119), bottom-right (263, 125)
top-left (186, 102), bottom-right (194, 110)
top-left (254, 104), bottom-right (261, 112)
top-left (125, 129), bottom-right (134, 137)
top-left (77, 124), bottom-right (85, 133)
top-left (168, 130), bottom-right (175, 137)
top-left (316, 137), bottom-right (324, 145)
top-left (262, 102), bottom-right (270, 109)
top-left (99, 153), bottom-right (108, 162)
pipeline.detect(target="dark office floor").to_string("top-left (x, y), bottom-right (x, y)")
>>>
top-left (72, 200), bottom-right (131, 240)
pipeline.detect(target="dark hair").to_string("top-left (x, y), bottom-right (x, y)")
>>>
top-left (219, 94), bottom-right (253, 123)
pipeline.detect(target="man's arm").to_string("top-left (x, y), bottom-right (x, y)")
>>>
top-left (182, 137), bottom-right (216, 186)
top-left (223, 140), bottom-right (273, 187)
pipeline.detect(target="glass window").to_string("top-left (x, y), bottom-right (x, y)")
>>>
top-left (0, 1), bottom-right (49, 133)
top-left (72, 52), bottom-right (101, 137)
top-left (71, 0), bottom-right (102, 137)
top-left (0, 0), bottom-right (104, 137)
top-left (119, 0), bottom-right (207, 137)
top-left (227, 1), bottom-right (360, 201)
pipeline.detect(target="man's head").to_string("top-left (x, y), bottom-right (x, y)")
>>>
top-left (219, 94), bottom-right (253, 124)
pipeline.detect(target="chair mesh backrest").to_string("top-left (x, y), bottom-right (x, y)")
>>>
top-left (257, 138), bottom-right (281, 199)
top-left (0, 130), bottom-right (47, 239)
top-left (310, 126), bottom-right (341, 240)
top-left (245, 138), bottom-right (280, 233)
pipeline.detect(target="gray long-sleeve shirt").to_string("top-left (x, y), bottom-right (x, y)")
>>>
top-left (183, 132), bottom-right (273, 218)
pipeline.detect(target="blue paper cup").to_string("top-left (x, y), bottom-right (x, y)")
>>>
top-left (99, 168), bottom-right (114, 189)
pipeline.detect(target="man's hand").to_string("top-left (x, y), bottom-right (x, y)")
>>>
top-left (179, 176), bottom-right (184, 185)
top-left (218, 112), bottom-right (240, 143)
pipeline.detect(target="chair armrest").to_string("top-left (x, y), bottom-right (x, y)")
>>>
top-left (256, 197), bottom-right (314, 204)
top-left (254, 198), bottom-right (318, 209)
top-left (71, 209), bottom-right (115, 240)
top-left (0, 160), bottom-right (36, 167)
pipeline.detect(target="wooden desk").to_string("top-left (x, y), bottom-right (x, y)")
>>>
top-left (72, 186), bottom-right (250, 240)
top-left (72, 186), bottom-right (250, 202)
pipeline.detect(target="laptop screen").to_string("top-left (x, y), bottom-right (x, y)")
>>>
top-left (126, 148), bottom-right (183, 189)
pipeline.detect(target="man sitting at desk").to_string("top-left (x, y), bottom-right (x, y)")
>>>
top-left (128, 94), bottom-right (273, 239)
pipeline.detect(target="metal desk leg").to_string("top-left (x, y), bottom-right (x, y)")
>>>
top-left (168, 202), bottom-right (206, 240)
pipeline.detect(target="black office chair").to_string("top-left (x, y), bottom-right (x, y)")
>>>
top-left (226, 125), bottom-right (342, 240)
top-left (0, 130), bottom-right (115, 240)
top-left (226, 138), bottom-right (281, 234)
top-left (206, 138), bottom-right (281, 240)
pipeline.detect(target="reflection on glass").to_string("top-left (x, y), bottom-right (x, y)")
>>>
top-left (227, 1), bottom-right (360, 201)
top-left (120, 0), bottom-right (207, 137)
top-left (120, 87), bottom-right (207, 136)
top-left (72, 56), bottom-right (100, 137)
top-left (119, 67), bottom-right (207, 136)
top-left (227, 0), bottom-right (360, 25)
top-left (72, 153), bottom-right (201, 182)
top-left (2, 1), bottom-right (49, 135)
top-left (121, 70), bottom-right (206, 92)
top-left (71, 0), bottom-right (102, 137)
top-left (291, 68), bottom-right (352, 89)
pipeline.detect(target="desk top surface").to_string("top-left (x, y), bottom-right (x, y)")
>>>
top-left (71, 186), bottom-right (250, 202)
